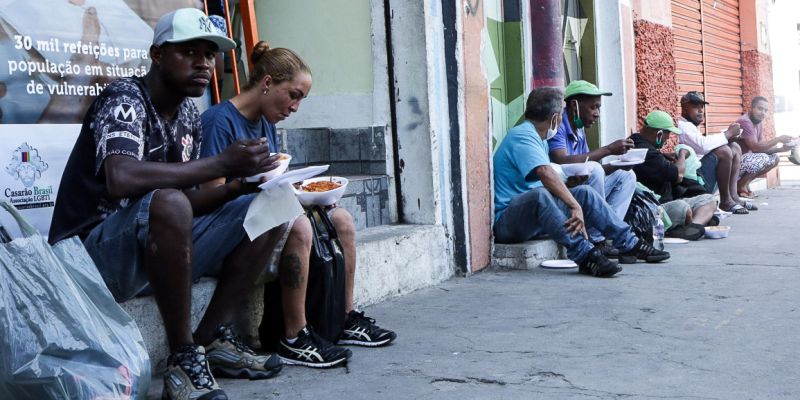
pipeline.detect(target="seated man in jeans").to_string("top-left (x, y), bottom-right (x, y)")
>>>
top-left (49, 9), bottom-right (282, 400)
top-left (493, 87), bottom-right (670, 278)
top-left (549, 80), bottom-right (637, 257)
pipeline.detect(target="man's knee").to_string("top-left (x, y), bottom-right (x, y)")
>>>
top-left (570, 185), bottom-right (601, 203)
top-left (729, 141), bottom-right (741, 155)
top-left (150, 189), bottom-right (192, 230)
top-left (713, 144), bottom-right (732, 161)
top-left (616, 169), bottom-right (637, 189)
top-left (586, 161), bottom-right (605, 186)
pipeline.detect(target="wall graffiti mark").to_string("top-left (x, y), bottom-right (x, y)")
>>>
top-left (464, 0), bottom-right (480, 16)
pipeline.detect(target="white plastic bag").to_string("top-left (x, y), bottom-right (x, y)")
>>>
top-left (0, 202), bottom-right (150, 399)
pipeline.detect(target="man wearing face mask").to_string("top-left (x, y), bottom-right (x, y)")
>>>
top-left (631, 111), bottom-right (718, 239)
top-left (549, 80), bottom-right (637, 258)
top-left (493, 87), bottom-right (670, 278)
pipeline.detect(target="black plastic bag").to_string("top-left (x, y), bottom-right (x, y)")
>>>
top-left (624, 190), bottom-right (660, 244)
top-left (260, 206), bottom-right (346, 350)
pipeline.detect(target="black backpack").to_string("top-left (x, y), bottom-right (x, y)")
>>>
top-left (624, 190), bottom-right (660, 244)
top-left (259, 206), bottom-right (347, 350)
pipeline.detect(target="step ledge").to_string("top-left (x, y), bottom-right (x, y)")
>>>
top-left (121, 223), bottom-right (451, 372)
top-left (492, 239), bottom-right (565, 270)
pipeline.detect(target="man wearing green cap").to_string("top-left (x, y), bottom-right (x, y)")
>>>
top-left (550, 80), bottom-right (637, 257)
top-left (494, 87), bottom-right (670, 279)
top-left (631, 111), bottom-right (718, 239)
top-left (50, 8), bottom-right (284, 400)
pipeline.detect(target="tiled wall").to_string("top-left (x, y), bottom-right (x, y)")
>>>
top-left (279, 126), bottom-right (392, 230)
top-left (279, 126), bottom-right (387, 176)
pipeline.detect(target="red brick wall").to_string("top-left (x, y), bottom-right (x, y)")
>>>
top-left (633, 19), bottom-right (679, 150)
top-left (741, 49), bottom-right (779, 187)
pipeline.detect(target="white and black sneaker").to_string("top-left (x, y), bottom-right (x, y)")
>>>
top-left (338, 311), bottom-right (397, 347)
top-left (162, 345), bottom-right (227, 400)
top-left (277, 326), bottom-right (352, 368)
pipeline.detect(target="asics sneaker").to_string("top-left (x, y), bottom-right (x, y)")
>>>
top-left (338, 311), bottom-right (397, 347)
top-left (277, 326), bottom-right (352, 368)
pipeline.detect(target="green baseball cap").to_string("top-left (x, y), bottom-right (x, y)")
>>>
top-left (153, 8), bottom-right (235, 52)
top-left (564, 80), bottom-right (612, 99)
top-left (644, 110), bottom-right (682, 134)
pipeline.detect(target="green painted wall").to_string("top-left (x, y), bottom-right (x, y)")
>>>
top-left (488, 18), bottom-right (526, 151)
top-left (255, 0), bottom-right (373, 95)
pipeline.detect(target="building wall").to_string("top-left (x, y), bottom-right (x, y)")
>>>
top-left (254, 0), bottom-right (390, 130)
top-left (633, 16), bottom-right (677, 141)
top-left (463, 1), bottom-right (492, 272)
top-left (740, 0), bottom-right (778, 186)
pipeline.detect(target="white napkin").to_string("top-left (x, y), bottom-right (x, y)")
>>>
top-left (243, 183), bottom-right (303, 241)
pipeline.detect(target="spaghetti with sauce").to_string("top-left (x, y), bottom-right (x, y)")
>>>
top-left (301, 181), bottom-right (342, 192)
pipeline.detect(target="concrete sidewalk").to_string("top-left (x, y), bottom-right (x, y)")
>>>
top-left (149, 187), bottom-right (800, 399)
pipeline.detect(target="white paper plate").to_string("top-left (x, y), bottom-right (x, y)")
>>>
top-left (662, 237), bottom-right (689, 244)
top-left (609, 159), bottom-right (644, 167)
top-left (540, 259), bottom-right (578, 269)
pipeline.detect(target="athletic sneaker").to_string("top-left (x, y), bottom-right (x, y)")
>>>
top-left (593, 241), bottom-right (619, 259)
top-left (618, 239), bottom-right (671, 264)
top-left (206, 324), bottom-right (282, 380)
top-left (277, 326), bottom-right (352, 368)
top-left (338, 311), bottom-right (397, 347)
top-left (578, 248), bottom-right (622, 278)
top-left (162, 345), bottom-right (227, 400)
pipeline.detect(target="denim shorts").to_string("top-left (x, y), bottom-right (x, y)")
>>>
top-left (83, 190), bottom-right (258, 302)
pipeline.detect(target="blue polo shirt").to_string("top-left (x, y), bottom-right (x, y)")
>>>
top-left (548, 109), bottom-right (589, 155)
top-left (493, 120), bottom-right (551, 222)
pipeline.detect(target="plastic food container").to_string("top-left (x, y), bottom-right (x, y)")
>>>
top-left (294, 176), bottom-right (349, 206)
top-left (703, 225), bottom-right (731, 239)
top-left (560, 162), bottom-right (592, 177)
top-left (246, 153), bottom-right (292, 182)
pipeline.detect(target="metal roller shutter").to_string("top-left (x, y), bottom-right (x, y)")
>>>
top-left (672, 0), bottom-right (743, 134)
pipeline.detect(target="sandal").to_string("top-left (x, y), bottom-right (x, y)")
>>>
top-left (742, 201), bottom-right (758, 211)
top-left (724, 204), bottom-right (749, 215)
top-left (738, 191), bottom-right (757, 199)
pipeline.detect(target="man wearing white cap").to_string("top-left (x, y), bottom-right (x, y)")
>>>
top-left (51, 8), bottom-right (284, 400)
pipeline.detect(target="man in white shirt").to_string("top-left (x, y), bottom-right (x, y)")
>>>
top-left (676, 91), bottom-right (748, 214)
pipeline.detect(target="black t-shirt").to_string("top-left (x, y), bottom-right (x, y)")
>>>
top-left (49, 77), bottom-right (202, 244)
top-left (630, 133), bottom-right (707, 203)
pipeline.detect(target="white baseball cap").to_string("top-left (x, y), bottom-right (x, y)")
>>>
top-left (152, 8), bottom-right (235, 52)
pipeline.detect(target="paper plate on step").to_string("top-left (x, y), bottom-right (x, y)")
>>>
top-left (662, 238), bottom-right (689, 244)
top-left (540, 259), bottom-right (578, 269)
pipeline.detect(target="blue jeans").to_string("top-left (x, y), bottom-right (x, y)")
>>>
top-left (494, 185), bottom-right (639, 263)
top-left (698, 152), bottom-right (719, 194)
top-left (585, 162), bottom-right (636, 243)
top-left (83, 190), bottom-right (256, 302)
